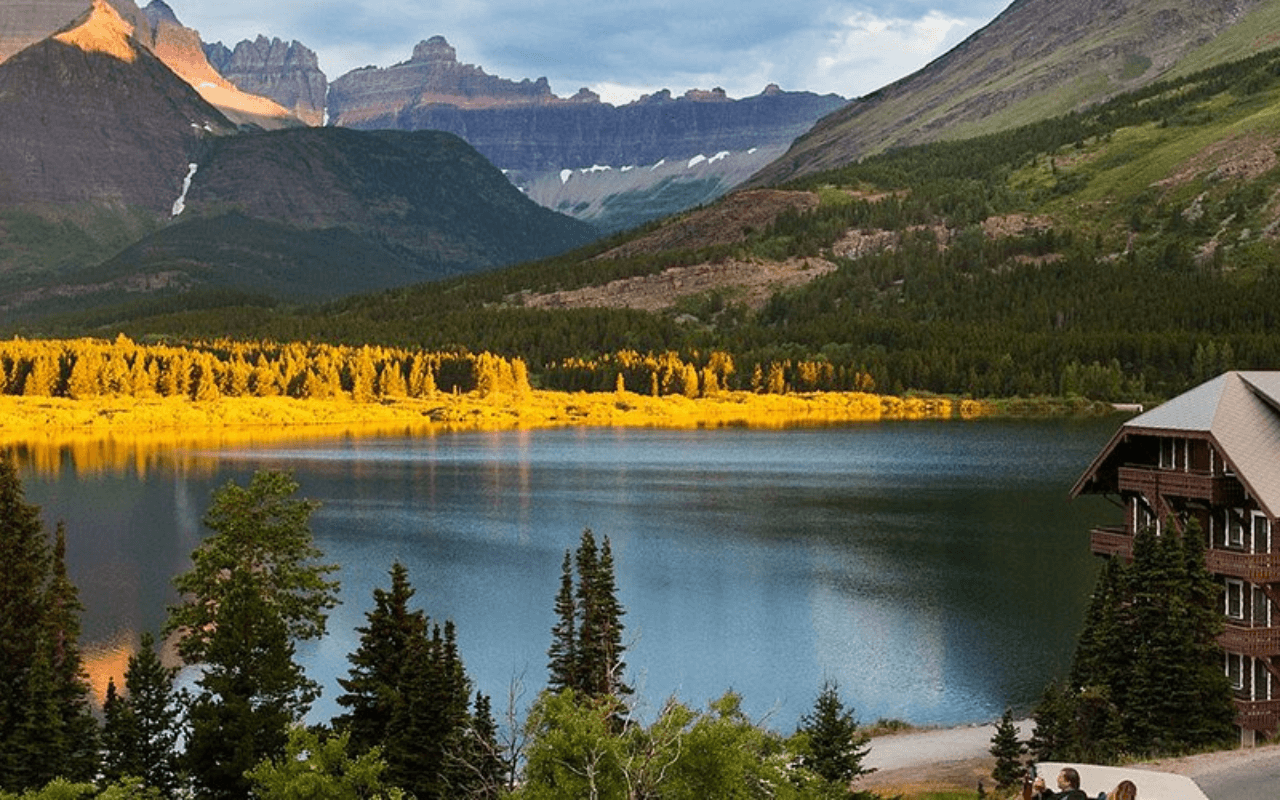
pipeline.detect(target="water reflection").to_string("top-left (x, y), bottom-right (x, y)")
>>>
top-left (12, 418), bottom-right (1118, 729)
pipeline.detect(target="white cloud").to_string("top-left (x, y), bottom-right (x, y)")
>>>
top-left (806, 9), bottom-right (985, 96)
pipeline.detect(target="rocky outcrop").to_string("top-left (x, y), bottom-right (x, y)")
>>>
top-left (0, 0), bottom-right (234, 212)
top-left (329, 38), bottom-right (846, 173)
top-left (0, 0), bottom-right (150, 64)
top-left (204, 35), bottom-right (327, 125)
top-left (140, 0), bottom-right (299, 129)
top-left (329, 35), bottom-right (567, 126)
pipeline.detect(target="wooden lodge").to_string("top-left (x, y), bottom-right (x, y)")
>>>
top-left (1072, 371), bottom-right (1280, 744)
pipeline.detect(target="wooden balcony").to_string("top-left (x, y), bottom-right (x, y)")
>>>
top-left (1205, 549), bottom-right (1280, 583)
top-left (1219, 623), bottom-right (1280, 658)
top-left (1235, 698), bottom-right (1280, 733)
top-left (1116, 466), bottom-right (1245, 505)
top-left (1090, 526), bottom-right (1133, 559)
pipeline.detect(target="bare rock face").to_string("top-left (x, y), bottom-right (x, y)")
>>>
top-left (204, 35), bottom-right (327, 126)
top-left (140, 0), bottom-right (298, 129)
top-left (329, 36), bottom-right (847, 173)
top-left (328, 34), bottom-right (565, 126)
top-left (0, 0), bottom-right (234, 212)
top-left (0, 0), bottom-right (151, 64)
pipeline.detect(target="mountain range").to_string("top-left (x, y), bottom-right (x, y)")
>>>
top-left (0, 0), bottom-right (594, 319)
top-left (5, 0), bottom-right (1280, 359)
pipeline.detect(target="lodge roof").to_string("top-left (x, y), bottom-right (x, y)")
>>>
top-left (1072, 372), bottom-right (1280, 517)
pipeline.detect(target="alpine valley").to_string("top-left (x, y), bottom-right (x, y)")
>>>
top-left (5, 0), bottom-right (1280, 405)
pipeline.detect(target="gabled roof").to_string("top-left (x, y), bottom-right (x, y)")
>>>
top-left (1072, 372), bottom-right (1280, 517)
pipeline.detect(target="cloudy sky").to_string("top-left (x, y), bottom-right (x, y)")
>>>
top-left (172, 0), bottom-right (1009, 105)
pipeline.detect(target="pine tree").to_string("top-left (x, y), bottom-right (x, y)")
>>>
top-left (336, 562), bottom-right (428, 756)
top-left (336, 563), bottom-right (480, 800)
top-left (796, 680), bottom-right (871, 786)
top-left (101, 678), bottom-right (139, 783)
top-left (104, 631), bottom-right (184, 797)
top-left (547, 529), bottom-right (630, 701)
top-left (464, 692), bottom-right (506, 798)
top-left (168, 472), bottom-right (338, 800)
top-left (42, 524), bottom-right (98, 782)
top-left (989, 708), bottom-right (1025, 791)
top-left (546, 552), bottom-right (577, 693)
top-left (0, 455), bottom-right (97, 791)
top-left (184, 569), bottom-right (304, 800)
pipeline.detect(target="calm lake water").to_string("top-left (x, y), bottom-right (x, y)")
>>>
top-left (13, 416), bottom-right (1119, 730)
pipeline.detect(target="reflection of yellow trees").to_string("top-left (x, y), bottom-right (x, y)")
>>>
top-left (2, 391), bottom-right (993, 478)
top-left (0, 337), bottom-right (996, 477)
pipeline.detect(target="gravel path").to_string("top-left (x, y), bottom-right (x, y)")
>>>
top-left (853, 721), bottom-right (1280, 800)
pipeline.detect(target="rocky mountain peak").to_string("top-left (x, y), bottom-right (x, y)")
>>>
top-left (412, 35), bottom-right (456, 63)
top-left (141, 0), bottom-right (179, 29)
top-left (205, 35), bottom-right (326, 125)
top-left (53, 0), bottom-right (138, 63)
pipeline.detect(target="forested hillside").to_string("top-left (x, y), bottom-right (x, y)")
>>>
top-left (22, 45), bottom-right (1280, 403)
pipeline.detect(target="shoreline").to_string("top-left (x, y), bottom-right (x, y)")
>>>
top-left (0, 389), bottom-right (992, 443)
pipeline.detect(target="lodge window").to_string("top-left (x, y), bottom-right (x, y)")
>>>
top-left (1253, 585), bottom-right (1272, 627)
top-left (1252, 512), bottom-right (1271, 555)
top-left (1227, 509), bottom-right (1246, 549)
top-left (1255, 658), bottom-right (1273, 702)
top-left (1226, 579), bottom-right (1245, 619)
top-left (1159, 438), bottom-right (1181, 470)
top-left (1227, 652), bottom-right (1245, 691)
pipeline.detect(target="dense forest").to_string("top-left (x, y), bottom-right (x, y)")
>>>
top-left (17, 45), bottom-right (1280, 403)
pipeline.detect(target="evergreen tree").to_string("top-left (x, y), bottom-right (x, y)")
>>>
top-left (101, 679), bottom-right (139, 784)
top-left (989, 708), bottom-right (1025, 792)
top-left (101, 632), bottom-right (184, 797)
top-left (335, 562), bottom-right (428, 756)
top-left (546, 552), bottom-right (577, 693)
top-left (568, 529), bottom-right (630, 700)
top-left (184, 569), bottom-right (305, 800)
top-left (1034, 519), bottom-right (1235, 762)
top-left (463, 692), bottom-right (506, 798)
top-left (167, 472), bottom-right (339, 800)
top-left (335, 563), bottom-right (481, 800)
top-left (41, 524), bottom-right (98, 782)
top-left (796, 681), bottom-right (871, 788)
top-left (0, 455), bottom-right (97, 791)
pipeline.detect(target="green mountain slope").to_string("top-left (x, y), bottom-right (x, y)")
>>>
top-left (752, 0), bottom-right (1279, 186)
top-left (54, 46), bottom-right (1280, 404)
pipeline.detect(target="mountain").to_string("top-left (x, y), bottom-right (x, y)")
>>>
top-left (0, 0), bottom-right (149, 63)
top-left (328, 37), bottom-right (846, 232)
top-left (204, 36), bottom-right (327, 126)
top-left (0, 4), bottom-right (595, 318)
top-left (0, 0), bottom-right (236, 280)
top-left (752, 0), bottom-right (1276, 185)
top-left (77, 40), bottom-right (1280, 402)
top-left (138, 0), bottom-right (299, 129)
top-left (0, 0), bottom-right (302, 129)
top-left (68, 127), bottom-right (597, 303)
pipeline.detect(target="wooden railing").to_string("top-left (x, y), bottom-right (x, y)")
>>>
top-left (1235, 698), bottom-right (1280, 733)
top-left (1205, 550), bottom-right (1280, 583)
top-left (1117, 466), bottom-right (1245, 505)
top-left (1089, 527), bottom-right (1132, 559)
top-left (1219, 623), bottom-right (1280, 658)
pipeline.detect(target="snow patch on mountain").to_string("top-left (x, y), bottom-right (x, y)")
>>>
top-left (172, 162), bottom-right (198, 216)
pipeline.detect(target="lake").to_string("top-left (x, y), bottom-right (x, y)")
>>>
top-left (11, 416), bottom-right (1118, 731)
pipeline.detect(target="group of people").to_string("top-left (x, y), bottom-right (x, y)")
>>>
top-left (1023, 766), bottom-right (1138, 800)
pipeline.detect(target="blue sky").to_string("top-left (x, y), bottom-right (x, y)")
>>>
top-left (172, 0), bottom-right (1009, 104)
